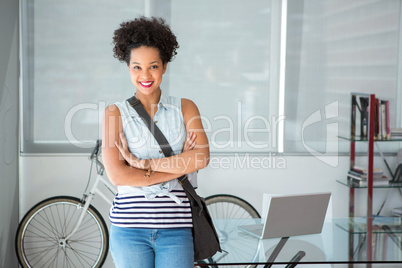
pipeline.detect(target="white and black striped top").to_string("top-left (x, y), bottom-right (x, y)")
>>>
top-left (109, 190), bottom-right (193, 228)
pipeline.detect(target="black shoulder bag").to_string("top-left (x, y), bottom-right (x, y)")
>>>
top-left (127, 96), bottom-right (222, 262)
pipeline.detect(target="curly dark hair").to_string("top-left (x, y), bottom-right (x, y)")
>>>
top-left (112, 16), bottom-right (179, 65)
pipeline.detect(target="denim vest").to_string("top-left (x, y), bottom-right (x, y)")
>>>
top-left (114, 92), bottom-right (197, 203)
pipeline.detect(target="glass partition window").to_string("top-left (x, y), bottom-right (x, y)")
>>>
top-left (169, 0), bottom-right (274, 153)
top-left (21, 0), bottom-right (275, 153)
top-left (21, 0), bottom-right (145, 153)
top-left (21, 0), bottom-right (402, 154)
top-left (284, 0), bottom-right (402, 153)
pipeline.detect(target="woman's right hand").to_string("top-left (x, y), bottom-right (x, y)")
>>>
top-left (183, 132), bottom-right (196, 152)
top-left (115, 132), bottom-right (148, 169)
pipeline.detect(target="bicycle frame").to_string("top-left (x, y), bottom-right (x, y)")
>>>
top-left (65, 143), bottom-right (116, 241)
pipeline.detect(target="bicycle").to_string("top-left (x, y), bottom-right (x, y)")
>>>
top-left (15, 139), bottom-right (115, 268)
top-left (15, 139), bottom-right (262, 268)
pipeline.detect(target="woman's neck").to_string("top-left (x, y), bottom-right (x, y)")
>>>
top-left (135, 89), bottom-right (161, 117)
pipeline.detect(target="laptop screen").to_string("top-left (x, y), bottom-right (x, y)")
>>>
top-left (239, 192), bottom-right (331, 239)
top-left (261, 192), bottom-right (331, 239)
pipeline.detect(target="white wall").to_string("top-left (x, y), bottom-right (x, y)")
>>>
top-left (20, 154), bottom-right (402, 222)
top-left (19, 155), bottom-right (323, 218)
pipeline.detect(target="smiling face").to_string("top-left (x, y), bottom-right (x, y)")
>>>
top-left (128, 46), bottom-right (167, 97)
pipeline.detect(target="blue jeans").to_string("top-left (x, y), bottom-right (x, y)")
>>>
top-left (109, 225), bottom-right (194, 268)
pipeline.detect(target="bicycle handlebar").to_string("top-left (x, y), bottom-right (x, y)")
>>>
top-left (90, 139), bottom-right (102, 160)
top-left (89, 139), bottom-right (105, 175)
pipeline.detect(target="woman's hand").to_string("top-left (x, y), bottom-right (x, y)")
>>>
top-left (115, 131), bottom-right (196, 170)
top-left (183, 132), bottom-right (197, 152)
top-left (115, 132), bottom-right (148, 169)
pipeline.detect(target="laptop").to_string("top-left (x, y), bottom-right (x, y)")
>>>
top-left (238, 192), bottom-right (331, 239)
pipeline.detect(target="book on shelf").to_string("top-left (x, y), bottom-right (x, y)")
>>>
top-left (374, 98), bottom-right (379, 139)
top-left (351, 166), bottom-right (383, 175)
top-left (391, 128), bottom-right (402, 138)
top-left (381, 100), bottom-right (388, 139)
top-left (348, 170), bottom-right (385, 180)
top-left (347, 175), bottom-right (389, 186)
top-left (373, 98), bottom-right (390, 140)
top-left (359, 97), bottom-right (369, 139)
top-left (350, 95), bottom-right (391, 140)
top-left (351, 95), bottom-right (357, 139)
top-left (347, 168), bottom-right (389, 186)
top-left (385, 100), bottom-right (390, 139)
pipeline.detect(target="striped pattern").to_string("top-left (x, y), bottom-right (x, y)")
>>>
top-left (109, 190), bottom-right (193, 229)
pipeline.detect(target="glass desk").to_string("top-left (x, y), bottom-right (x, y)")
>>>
top-left (199, 218), bottom-right (402, 267)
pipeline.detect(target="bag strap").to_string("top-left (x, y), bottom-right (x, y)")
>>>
top-left (178, 176), bottom-right (204, 215)
top-left (127, 96), bottom-right (203, 210)
top-left (127, 96), bottom-right (173, 157)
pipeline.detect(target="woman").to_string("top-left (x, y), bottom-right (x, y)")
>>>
top-left (102, 17), bottom-right (209, 268)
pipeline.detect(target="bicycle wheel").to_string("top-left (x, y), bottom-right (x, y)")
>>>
top-left (205, 195), bottom-right (260, 268)
top-left (205, 194), bottom-right (260, 219)
top-left (15, 196), bottom-right (109, 268)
